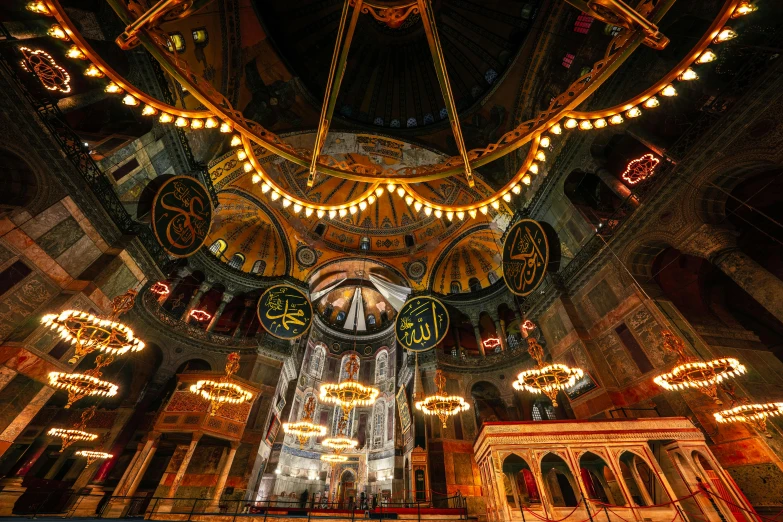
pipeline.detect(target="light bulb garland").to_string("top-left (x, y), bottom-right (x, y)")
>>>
top-left (48, 370), bottom-right (118, 409)
top-left (714, 402), bottom-right (783, 437)
top-left (188, 352), bottom-right (254, 416)
top-left (415, 369), bottom-right (470, 428)
top-left (75, 450), bottom-right (113, 465)
top-left (320, 454), bottom-right (349, 463)
top-left (512, 338), bottom-right (583, 407)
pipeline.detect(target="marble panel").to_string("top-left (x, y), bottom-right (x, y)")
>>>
top-left (725, 463), bottom-right (783, 505)
top-left (541, 311), bottom-right (568, 347)
top-left (596, 331), bottom-right (641, 386)
top-left (19, 202), bottom-right (69, 241)
top-left (0, 374), bottom-right (42, 433)
top-left (56, 234), bottom-right (101, 278)
top-left (0, 272), bottom-right (58, 341)
top-left (37, 216), bottom-right (84, 260)
top-left (587, 279), bottom-right (619, 319)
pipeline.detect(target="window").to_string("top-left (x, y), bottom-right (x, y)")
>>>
top-left (375, 352), bottom-right (388, 383)
top-left (360, 237), bottom-right (370, 251)
top-left (367, 314), bottom-right (376, 326)
top-left (487, 271), bottom-right (499, 284)
top-left (228, 253), bottom-right (245, 270)
top-left (310, 345), bottom-right (325, 378)
top-left (112, 158), bottom-right (139, 181)
top-left (404, 234), bottom-right (415, 248)
top-left (380, 311), bottom-right (389, 324)
top-left (573, 13), bottom-right (593, 34)
top-left (251, 260), bottom-right (266, 275)
top-left (167, 32), bottom-right (185, 53)
top-left (192, 28), bottom-right (208, 45)
top-left (315, 223), bottom-right (326, 236)
top-left (209, 239), bottom-right (227, 256)
top-left (562, 53), bottom-right (575, 69)
top-left (468, 277), bottom-right (482, 291)
top-left (532, 404), bottom-right (542, 421)
top-left (335, 311), bottom-right (347, 324)
top-left (450, 281), bottom-right (462, 293)
top-left (340, 355), bottom-right (358, 381)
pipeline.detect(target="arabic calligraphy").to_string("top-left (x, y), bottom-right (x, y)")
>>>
top-left (502, 219), bottom-right (550, 296)
top-left (257, 285), bottom-right (312, 340)
top-left (152, 177), bottom-right (212, 258)
top-left (395, 296), bottom-right (449, 352)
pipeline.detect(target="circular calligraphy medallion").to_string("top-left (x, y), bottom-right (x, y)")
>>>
top-left (502, 219), bottom-right (559, 296)
top-left (395, 296), bottom-right (450, 353)
top-left (257, 285), bottom-right (313, 340)
top-left (151, 176), bottom-right (213, 258)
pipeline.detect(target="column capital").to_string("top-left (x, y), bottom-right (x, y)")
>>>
top-left (220, 292), bottom-right (235, 304)
top-left (192, 432), bottom-right (204, 443)
top-left (229, 440), bottom-right (241, 450)
top-left (678, 224), bottom-right (738, 261)
top-left (198, 281), bottom-right (213, 293)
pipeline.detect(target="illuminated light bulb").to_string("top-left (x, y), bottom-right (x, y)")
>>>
top-left (396, 187), bottom-right (405, 198)
top-left (282, 198), bottom-right (291, 209)
top-left (359, 201), bottom-right (367, 211)
top-left (270, 191), bottom-right (280, 201)
top-left (104, 82), bottom-right (123, 94)
top-left (579, 120), bottom-right (593, 131)
top-left (204, 117), bottom-right (218, 128)
top-left (539, 136), bottom-right (551, 148)
top-left (405, 196), bottom-right (414, 206)
top-left (237, 150), bottom-right (247, 161)
top-left (626, 107), bottom-right (642, 118)
top-left (660, 84), bottom-right (677, 97)
top-left (529, 163), bottom-right (539, 175)
top-left (522, 175), bottom-right (531, 185)
top-left (468, 209), bottom-right (477, 219)
top-left (293, 204), bottom-right (303, 214)
top-left (609, 114), bottom-right (624, 125)
top-left (174, 117), bottom-right (189, 127)
top-left (159, 113), bottom-right (173, 124)
top-left (329, 210), bottom-right (337, 219)
top-left (349, 205), bottom-right (358, 215)
top-left (387, 183), bottom-right (396, 193)
top-left (434, 210), bottom-right (443, 218)
top-left (190, 119), bottom-right (203, 129)
top-left (456, 211), bottom-right (465, 220)
top-left (48, 24), bottom-right (69, 40)
top-left (122, 95), bottom-right (139, 106)
top-left (231, 135), bottom-right (242, 147)
top-left (644, 97), bottom-right (660, 108)
top-left (339, 208), bottom-right (347, 218)
top-left (305, 207), bottom-right (314, 218)
top-left (219, 122), bottom-right (232, 133)
top-left (714, 27), bottom-right (737, 43)
top-left (66, 46), bottom-right (85, 60)
top-left (594, 118), bottom-right (607, 129)
top-left (368, 195), bottom-right (376, 205)
top-left (502, 193), bottom-right (511, 202)
top-left (424, 207), bottom-right (432, 217)
top-left (445, 211), bottom-right (454, 221)
top-left (26, 2), bottom-right (50, 15)
top-left (317, 209), bottom-right (325, 219)
top-left (697, 49), bottom-right (717, 64)
top-left (564, 119), bottom-right (578, 129)
top-left (140, 105), bottom-right (157, 116)
top-left (251, 173), bottom-right (262, 184)
top-left (732, 2), bottom-right (757, 17)
top-left (511, 184), bottom-right (521, 195)
top-left (375, 187), bottom-right (384, 197)
top-left (413, 201), bottom-right (423, 212)
top-left (261, 182), bottom-right (271, 193)
top-left (84, 64), bottom-right (103, 78)
top-left (491, 200), bottom-right (500, 210)
top-left (243, 162), bottom-right (253, 173)
top-left (679, 68), bottom-right (699, 81)
top-left (479, 206), bottom-right (488, 215)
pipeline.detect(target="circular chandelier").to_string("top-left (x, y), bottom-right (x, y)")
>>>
top-left (189, 352), bottom-right (254, 416)
top-left (512, 338), bottom-right (583, 407)
top-left (48, 371), bottom-right (118, 409)
top-left (322, 416), bottom-right (358, 455)
top-left (283, 396), bottom-right (327, 446)
top-left (75, 450), bottom-right (113, 465)
top-left (47, 407), bottom-right (99, 451)
top-left (320, 454), bottom-right (348, 463)
top-left (41, 290), bottom-right (144, 364)
top-left (714, 402), bottom-right (783, 437)
top-left (320, 354), bottom-right (379, 414)
top-left (653, 330), bottom-right (746, 404)
top-left (415, 369), bottom-right (469, 428)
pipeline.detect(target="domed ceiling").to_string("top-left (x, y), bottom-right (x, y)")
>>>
top-left (315, 285), bottom-right (397, 330)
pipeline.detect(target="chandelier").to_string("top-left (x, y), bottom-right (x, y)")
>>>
top-left (714, 402), bottom-right (783, 437)
top-left (415, 369), bottom-right (469, 428)
top-left (75, 450), bottom-right (113, 465)
top-left (48, 369), bottom-right (118, 409)
top-left (320, 354), bottom-right (379, 414)
top-left (283, 396), bottom-right (327, 446)
top-left (41, 289), bottom-right (144, 364)
top-left (653, 330), bottom-right (746, 404)
top-left (189, 352), bottom-right (254, 416)
top-left (512, 338), bottom-right (583, 407)
top-left (47, 407), bottom-right (99, 451)
top-left (322, 417), bottom-right (358, 454)
top-left (320, 454), bottom-right (348, 463)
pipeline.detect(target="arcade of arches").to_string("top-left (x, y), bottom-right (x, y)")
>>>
top-left (1, 0), bottom-right (783, 521)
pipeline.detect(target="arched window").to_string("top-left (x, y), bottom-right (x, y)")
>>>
top-left (209, 239), bottom-right (227, 256)
top-left (375, 352), bottom-right (388, 383)
top-left (332, 407), bottom-right (355, 436)
top-left (360, 237), bottom-right (370, 251)
top-left (450, 281), bottom-right (462, 293)
top-left (192, 28), bottom-right (208, 45)
top-left (310, 344), bottom-right (326, 379)
top-left (335, 310), bottom-right (347, 324)
top-left (372, 401), bottom-right (385, 448)
top-left (367, 314), bottom-right (376, 326)
top-left (228, 253), bottom-right (245, 270)
top-left (487, 271), bottom-right (499, 284)
top-left (167, 32), bottom-right (185, 52)
top-left (469, 277), bottom-right (482, 291)
top-left (251, 260), bottom-right (266, 274)
top-left (340, 355), bottom-right (359, 382)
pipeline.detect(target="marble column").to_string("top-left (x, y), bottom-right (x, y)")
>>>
top-left (680, 224), bottom-right (783, 326)
top-left (182, 281), bottom-right (211, 323)
top-left (121, 433), bottom-right (161, 497)
top-left (6, 437), bottom-right (48, 478)
top-left (207, 293), bottom-right (233, 333)
top-left (495, 319), bottom-right (509, 351)
top-left (0, 387), bottom-right (55, 458)
top-left (210, 441), bottom-right (240, 510)
top-left (474, 325), bottom-right (486, 357)
top-left (168, 433), bottom-right (202, 498)
top-left (596, 167), bottom-right (638, 206)
top-left (452, 327), bottom-right (463, 357)
top-left (233, 299), bottom-right (255, 338)
top-left (112, 443), bottom-right (144, 496)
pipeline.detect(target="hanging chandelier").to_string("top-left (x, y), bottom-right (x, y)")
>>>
top-left (189, 352), bottom-right (254, 416)
top-left (320, 454), bottom-right (348, 463)
top-left (653, 330), bottom-right (746, 404)
top-left (322, 416), bottom-right (358, 454)
top-left (47, 406), bottom-right (99, 451)
top-left (75, 450), bottom-right (113, 465)
top-left (320, 354), bottom-right (379, 414)
top-left (513, 338), bottom-right (583, 407)
top-left (48, 370), bottom-right (118, 408)
top-left (283, 396), bottom-right (327, 446)
top-left (41, 289), bottom-right (144, 364)
top-left (415, 369), bottom-right (469, 428)
top-left (714, 402), bottom-right (783, 437)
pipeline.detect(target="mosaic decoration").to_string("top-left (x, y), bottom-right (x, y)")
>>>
top-left (296, 245), bottom-right (318, 268)
top-left (151, 176), bottom-right (212, 258)
top-left (395, 296), bottom-right (449, 352)
top-left (257, 285), bottom-right (312, 340)
top-left (404, 259), bottom-right (427, 282)
top-left (502, 219), bottom-right (560, 296)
